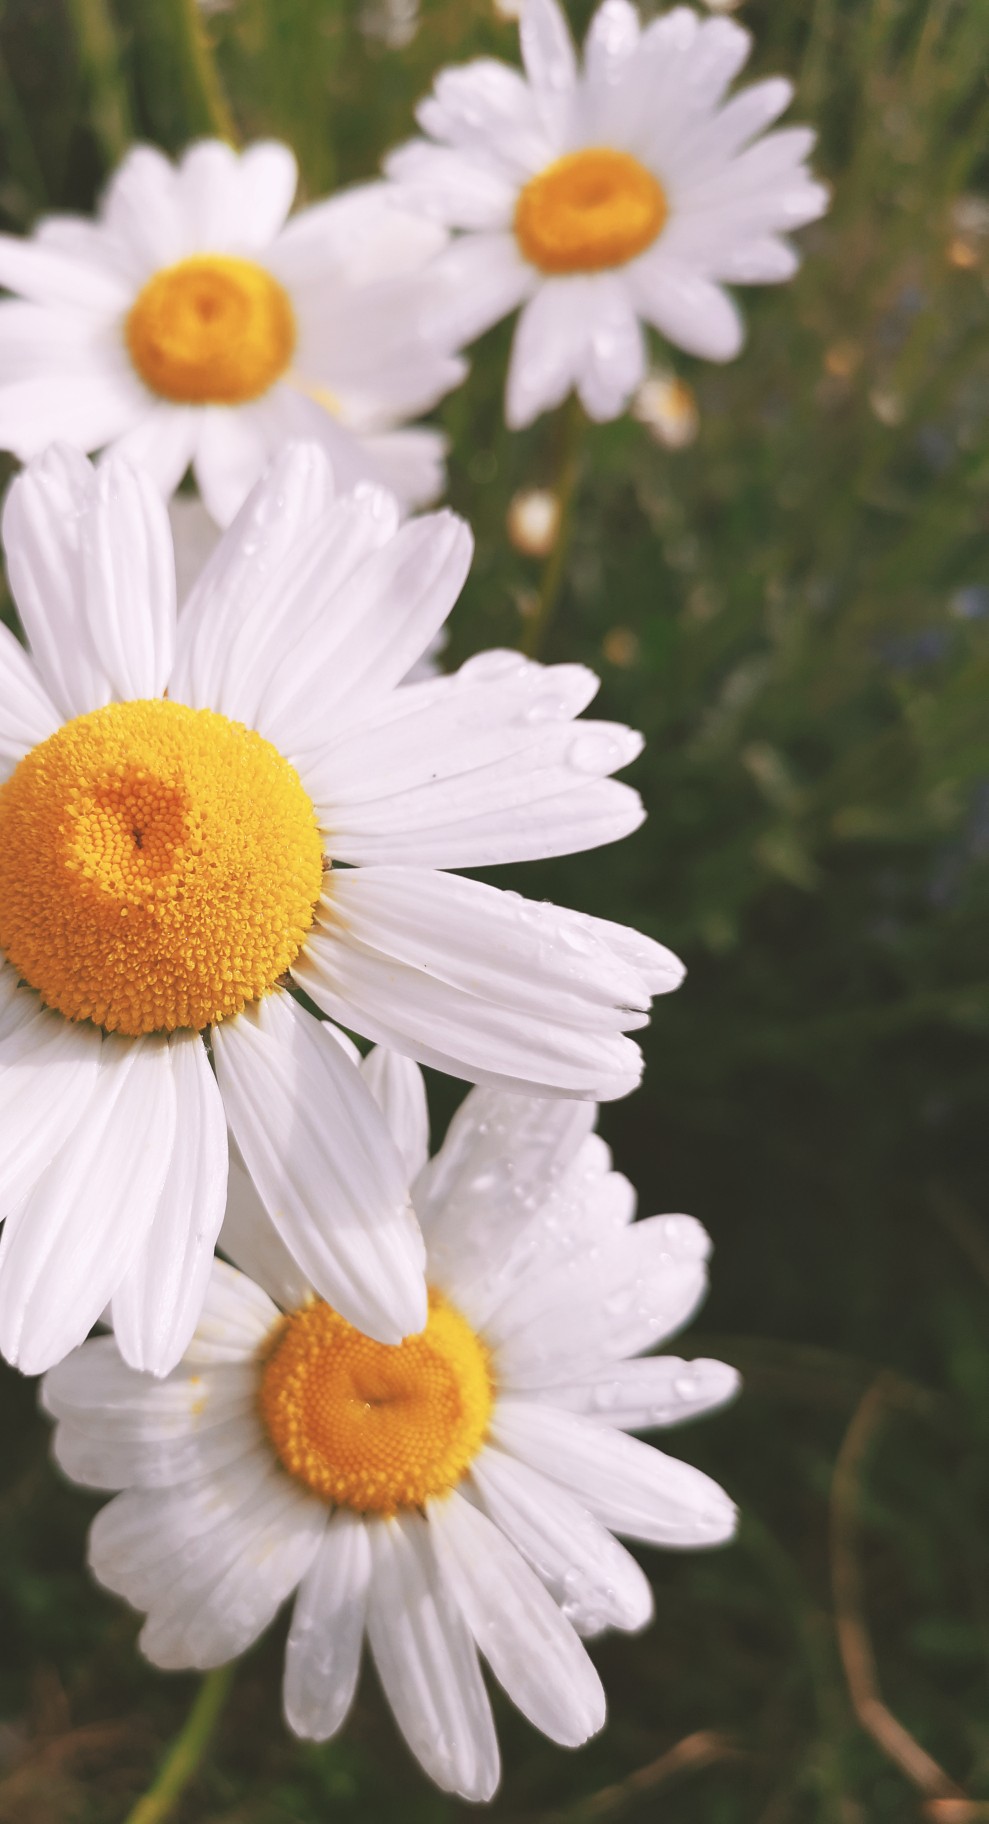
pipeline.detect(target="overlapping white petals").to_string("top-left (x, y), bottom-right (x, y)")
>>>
top-left (366, 1513), bottom-right (499, 1801)
top-left (212, 991), bottom-right (426, 1346)
top-left (0, 1034), bottom-right (178, 1374)
top-left (297, 867), bottom-right (657, 1099)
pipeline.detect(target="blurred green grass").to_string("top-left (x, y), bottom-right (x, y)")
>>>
top-left (1, 0), bottom-right (988, 1818)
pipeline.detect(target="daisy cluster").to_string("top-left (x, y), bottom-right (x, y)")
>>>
top-left (0, 0), bottom-right (824, 1801)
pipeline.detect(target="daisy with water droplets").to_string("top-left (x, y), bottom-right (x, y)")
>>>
top-left (42, 1053), bottom-right (737, 1801)
top-left (0, 139), bottom-right (464, 524)
top-left (0, 439), bottom-right (678, 1378)
top-left (386, 0), bottom-right (828, 427)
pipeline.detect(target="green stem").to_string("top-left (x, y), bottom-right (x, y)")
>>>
top-left (172, 0), bottom-right (236, 143)
top-left (123, 1664), bottom-right (235, 1824)
top-left (521, 395), bottom-right (587, 661)
top-left (65, 0), bottom-right (133, 167)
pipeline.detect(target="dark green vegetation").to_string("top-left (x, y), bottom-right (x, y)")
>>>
top-left (1, 0), bottom-right (988, 1818)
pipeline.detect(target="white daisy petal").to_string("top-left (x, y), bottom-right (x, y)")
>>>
top-left (361, 1048), bottom-right (430, 1182)
top-left (235, 142), bottom-right (299, 248)
top-left (355, 427), bottom-right (448, 511)
top-left (366, 1512), bottom-right (499, 1802)
top-left (99, 145), bottom-right (187, 276)
top-left (0, 367), bottom-right (148, 468)
top-left (584, 0), bottom-right (641, 86)
top-left (308, 665), bottom-right (643, 868)
top-left (545, 1355), bottom-right (741, 1429)
top-left (51, 1394), bottom-right (262, 1493)
top-left (203, 480), bottom-right (400, 738)
top-left (261, 509), bottom-right (473, 752)
top-left (138, 1471), bottom-right (326, 1671)
top-left (170, 440), bottom-right (336, 710)
top-left (417, 60), bottom-right (555, 176)
top-left (422, 234), bottom-right (536, 349)
top-left (469, 1446), bottom-right (653, 1637)
top-left (267, 184), bottom-right (447, 289)
top-left (488, 1213), bottom-right (711, 1384)
top-left (2, 445), bottom-right (117, 718)
top-left (192, 402), bottom-right (272, 529)
top-left (111, 1032), bottom-right (228, 1377)
top-left (0, 621), bottom-right (61, 778)
top-left (218, 1155), bottom-right (313, 1313)
top-left (43, 1334), bottom-right (253, 1428)
top-left (185, 1258), bottom-right (282, 1366)
top-left (296, 869), bottom-right (652, 1100)
top-left (384, 142), bottom-right (518, 231)
top-left (108, 402), bottom-right (199, 498)
top-left (302, 652), bottom-right (600, 815)
top-left (506, 280), bottom-right (593, 429)
top-left (211, 992), bottom-right (427, 1345)
top-left (417, 1088), bottom-right (596, 1279)
top-left (626, 254), bottom-right (743, 361)
top-left (176, 140), bottom-right (246, 253)
top-left (520, 0), bottom-right (578, 93)
top-left (88, 1448), bottom-right (272, 1605)
top-left (717, 235), bottom-right (801, 284)
top-left (575, 275), bottom-right (647, 422)
top-left (0, 987), bottom-right (103, 1216)
top-left (428, 1489), bottom-right (606, 1746)
top-left (284, 1511), bottom-right (370, 1742)
top-left (0, 1033), bottom-right (178, 1375)
top-left (80, 456), bottom-right (176, 701)
top-left (492, 1401), bottom-right (737, 1547)
top-left (0, 300), bottom-right (117, 382)
top-left (0, 231), bottom-right (130, 309)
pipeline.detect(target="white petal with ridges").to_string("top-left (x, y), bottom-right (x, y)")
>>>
top-left (212, 992), bottom-right (426, 1344)
top-left (488, 1213), bottom-right (711, 1384)
top-left (0, 1033), bottom-right (177, 1374)
top-left (111, 1032), bottom-right (228, 1376)
top-left (428, 1489), bottom-right (606, 1745)
top-left (0, 622), bottom-right (60, 778)
top-left (366, 1512), bottom-right (499, 1801)
top-left (284, 1511), bottom-right (370, 1741)
top-left (361, 1048), bottom-right (430, 1182)
top-left (80, 456), bottom-right (176, 701)
top-left (492, 1401), bottom-right (737, 1547)
top-left (544, 1355), bottom-right (741, 1430)
top-left (296, 869), bottom-right (652, 1100)
top-left (470, 1446), bottom-right (653, 1636)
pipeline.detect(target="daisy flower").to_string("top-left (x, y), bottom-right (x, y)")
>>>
top-left (42, 1055), bottom-right (738, 1801)
top-left (385, 0), bottom-right (829, 427)
top-left (0, 138), bottom-right (465, 525)
top-left (0, 439), bottom-right (678, 1378)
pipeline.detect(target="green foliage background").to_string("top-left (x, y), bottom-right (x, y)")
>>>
top-left (0, 0), bottom-right (988, 1818)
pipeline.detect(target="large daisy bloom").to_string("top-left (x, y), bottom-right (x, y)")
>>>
top-left (0, 439), bottom-right (678, 1378)
top-left (385, 0), bottom-right (829, 427)
top-left (42, 1058), bottom-right (738, 1801)
top-left (0, 139), bottom-right (465, 524)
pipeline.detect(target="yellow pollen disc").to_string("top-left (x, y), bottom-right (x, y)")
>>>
top-left (0, 699), bottom-right (324, 1035)
top-left (515, 146), bottom-right (667, 274)
top-left (126, 255), bottom-right (296, 404)
top-left (259, 1290), bottom-right (495, 1515)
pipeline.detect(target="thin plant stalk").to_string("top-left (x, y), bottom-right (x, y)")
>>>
top-left (65, 0), bottom-right (133, 167)
top-left (123, 1663), bottom-right (235, 1824)
top-left (171, 0), bottom-right (236, 143)
top-left (521, 395), bottom-right (587, 661)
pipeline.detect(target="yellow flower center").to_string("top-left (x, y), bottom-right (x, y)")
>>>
top-left (260, 1290), bottom-right (494, 1515)
top-left (0, 699), bottom-right (324, 1035)
top-left (126, 255), bottom-right (296, 405)
top-left (515, 147), bottom-right (667, 274)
